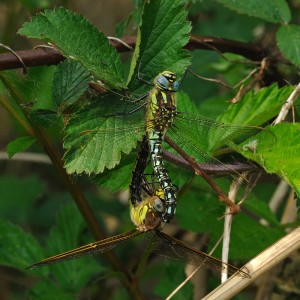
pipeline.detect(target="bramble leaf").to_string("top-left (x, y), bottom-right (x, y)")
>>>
top-left (277, 24), bottom-right (300, 67)
top-left (63, 95), bottom-right (144, 174)
top-left (216, 0), bottom-right (291, 23)
top-left (7, 136), bottom-right (36, 158)
top-left (242, 123), bottom-right (300, 197)
top-left (18, 8), bottom-right (125, 89)
top-left (52, 60), bottom-right (90, 108)
top-left (128, 0), bottom-right (191, 95)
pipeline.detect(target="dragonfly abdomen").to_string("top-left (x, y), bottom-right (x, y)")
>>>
top-left (129, 136), bottom-right (149, 206)
top-left (148, 129), bottom-right (177, 223)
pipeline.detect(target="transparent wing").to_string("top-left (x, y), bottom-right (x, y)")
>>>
top-left (173, 112), bottom-right (276, 154)
top-left (27, 229), bottom-right (143, 269)
top-left (148, 231), bottom-right (250, 278)
top-left (165, 112), bottom-right (276, 202)
top-left (167, 112), bottom-right (276, 172)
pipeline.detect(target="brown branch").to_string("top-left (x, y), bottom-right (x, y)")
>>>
top-left (164, 136), bottom-right (240, 214)
top-left (187, 35), bottom-right (264, 61)
top-left (162, 149), bottom-right (257, 175)
top-left (0, 34), bottom-right (267, 71)
top-left (0, 76), bottom-right (143, 300)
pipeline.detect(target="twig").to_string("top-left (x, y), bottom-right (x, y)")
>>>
top-left (108, 36), bottom-right (134, 50)
top-left (164, 136), bottom-right (240, 213)
top-left (163, 150), bottom-right (257, 175)
top-left (269, 180), bottom-right (290, 213)
top-left (0, 34), bottom-right (268, 71)
top-left (188, 69), bottom-right (233, 88)
top-left (221, 173), bottom-right (247, 282)
top-left (166, 235), bottom-right (224, 300)
top-left (230, 58), bottom-right (270, 103)
top-left (0, 43), bottom-right (27, 74)
top-left (280, 188), bottom-right (298, 225)
top-left (0, 151), bottom-right (51, 164)
top-left (202, 226), bottom-right (300, 300)
top-left (273, 82), bottom-right (300, 125)
top-left (0, 76), bottom-right (143, 300)
top-left (187, 35), bottom-right (264, 61)
top-left (255, 187), bottom-right (297, 299)
top-left (0, 94), bottom-right (34, 135)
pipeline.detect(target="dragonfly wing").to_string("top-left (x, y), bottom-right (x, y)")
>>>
top-left (148, 231), bottom-right (250, 278)
top-left (166, 122), bottom-right (256, 207)
top-left (27, 229), bottom-right (143, 269)
top-left (172, 112), bottom-right (276, 154)
top-left (166, 112), bottom-right (276, 186)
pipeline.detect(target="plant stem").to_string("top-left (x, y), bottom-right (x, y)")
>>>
top-left (0, 75), bottom-right (144, 300)
top-left (164, 136), bottom-right (240, 213)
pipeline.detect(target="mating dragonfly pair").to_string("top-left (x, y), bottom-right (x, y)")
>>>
top-left (28, 130), bottom-right (249, 278)
top-left (28, 69), bottom-right (274, 278)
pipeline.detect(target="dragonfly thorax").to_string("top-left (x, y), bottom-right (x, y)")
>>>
top-left (154, 71), bottom-right (179, 92)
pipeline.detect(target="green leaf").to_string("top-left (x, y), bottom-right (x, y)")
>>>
top-left (29, 281), bottom-right (75, 300)
top-left (177, 189), bottom-right (225, 235)
top-left (177, 189), bottom-right (284, 259)
top-left (45, 205), bottom-right (100, 291)
top-left (6, 136), bottom-right (36, 158)
top-left (154, 263), bottom-right (193, 299)
top-left (93, 152), bottom-right (136, 192)
top-left (217, 84), bottom-right (294, 126)
top-left (29, 109), bottom-right (62, 128)
top-left (277, 24), bottom-right (300, 67)
top-left (0, 219), bottom-right (47, 274)
top-left (18, 8), bottom-right (125, 89)
top-left (177, 91), bottom-right (200, 113)
top-left (228, 213), bottom-right (284, 259)
top-left (0, 175), bottom-right (45, 223)
top-left (242, 123), bottom-right (300, 197)
top-left (52, 60), bottom-right (90, 108)
top-left (216, 0), bottom-right (291, 23)
top-left (243, 195), bottom-right (280, 226)
top-left (127, 0), bottom-right (191, 95)
top-left (214, 84), bottom-right (293, 167)
top-left (63, 95), bottom-right (144, 174)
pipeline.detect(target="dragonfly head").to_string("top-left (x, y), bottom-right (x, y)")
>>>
top-left (154, 71), bottom-right (180, 92)
top-left (130, 190), bottom-right (165, 231)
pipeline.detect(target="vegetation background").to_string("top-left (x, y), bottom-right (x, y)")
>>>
top-left (0, 0), bottom-right (299, 299)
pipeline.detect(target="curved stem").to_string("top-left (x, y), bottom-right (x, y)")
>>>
top-left (0, 75), bottom-right (143, 300)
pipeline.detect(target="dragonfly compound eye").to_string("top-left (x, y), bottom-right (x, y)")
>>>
top-left (154, 71), bottom-right (179, 92)
top-left (173, 80), bottom-right (180, 91)
top-left (156, 75), bottom-right (169, 90)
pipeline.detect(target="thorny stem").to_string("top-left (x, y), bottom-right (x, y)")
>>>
top-left (163, 149), bottom-right (256, 175)
top-left (164, 136), bottom-right (240, 214)
top-left (0, 34), bottom-right (274, 71)
top-left (0, 76), bottom-right (144, 300)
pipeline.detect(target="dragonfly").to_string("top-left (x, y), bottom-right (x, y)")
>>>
top-left (27, 141), bottom-right (250, 280)
top-left (33, 71), bottom-right (276, 223)
top-left (65, 70), bottom-right (276, 223)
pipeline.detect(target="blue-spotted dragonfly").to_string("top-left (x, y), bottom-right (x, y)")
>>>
top-left (62, 71), bottom-right (275, 223)
top-left (27, 137), bottom-right (250, 279)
